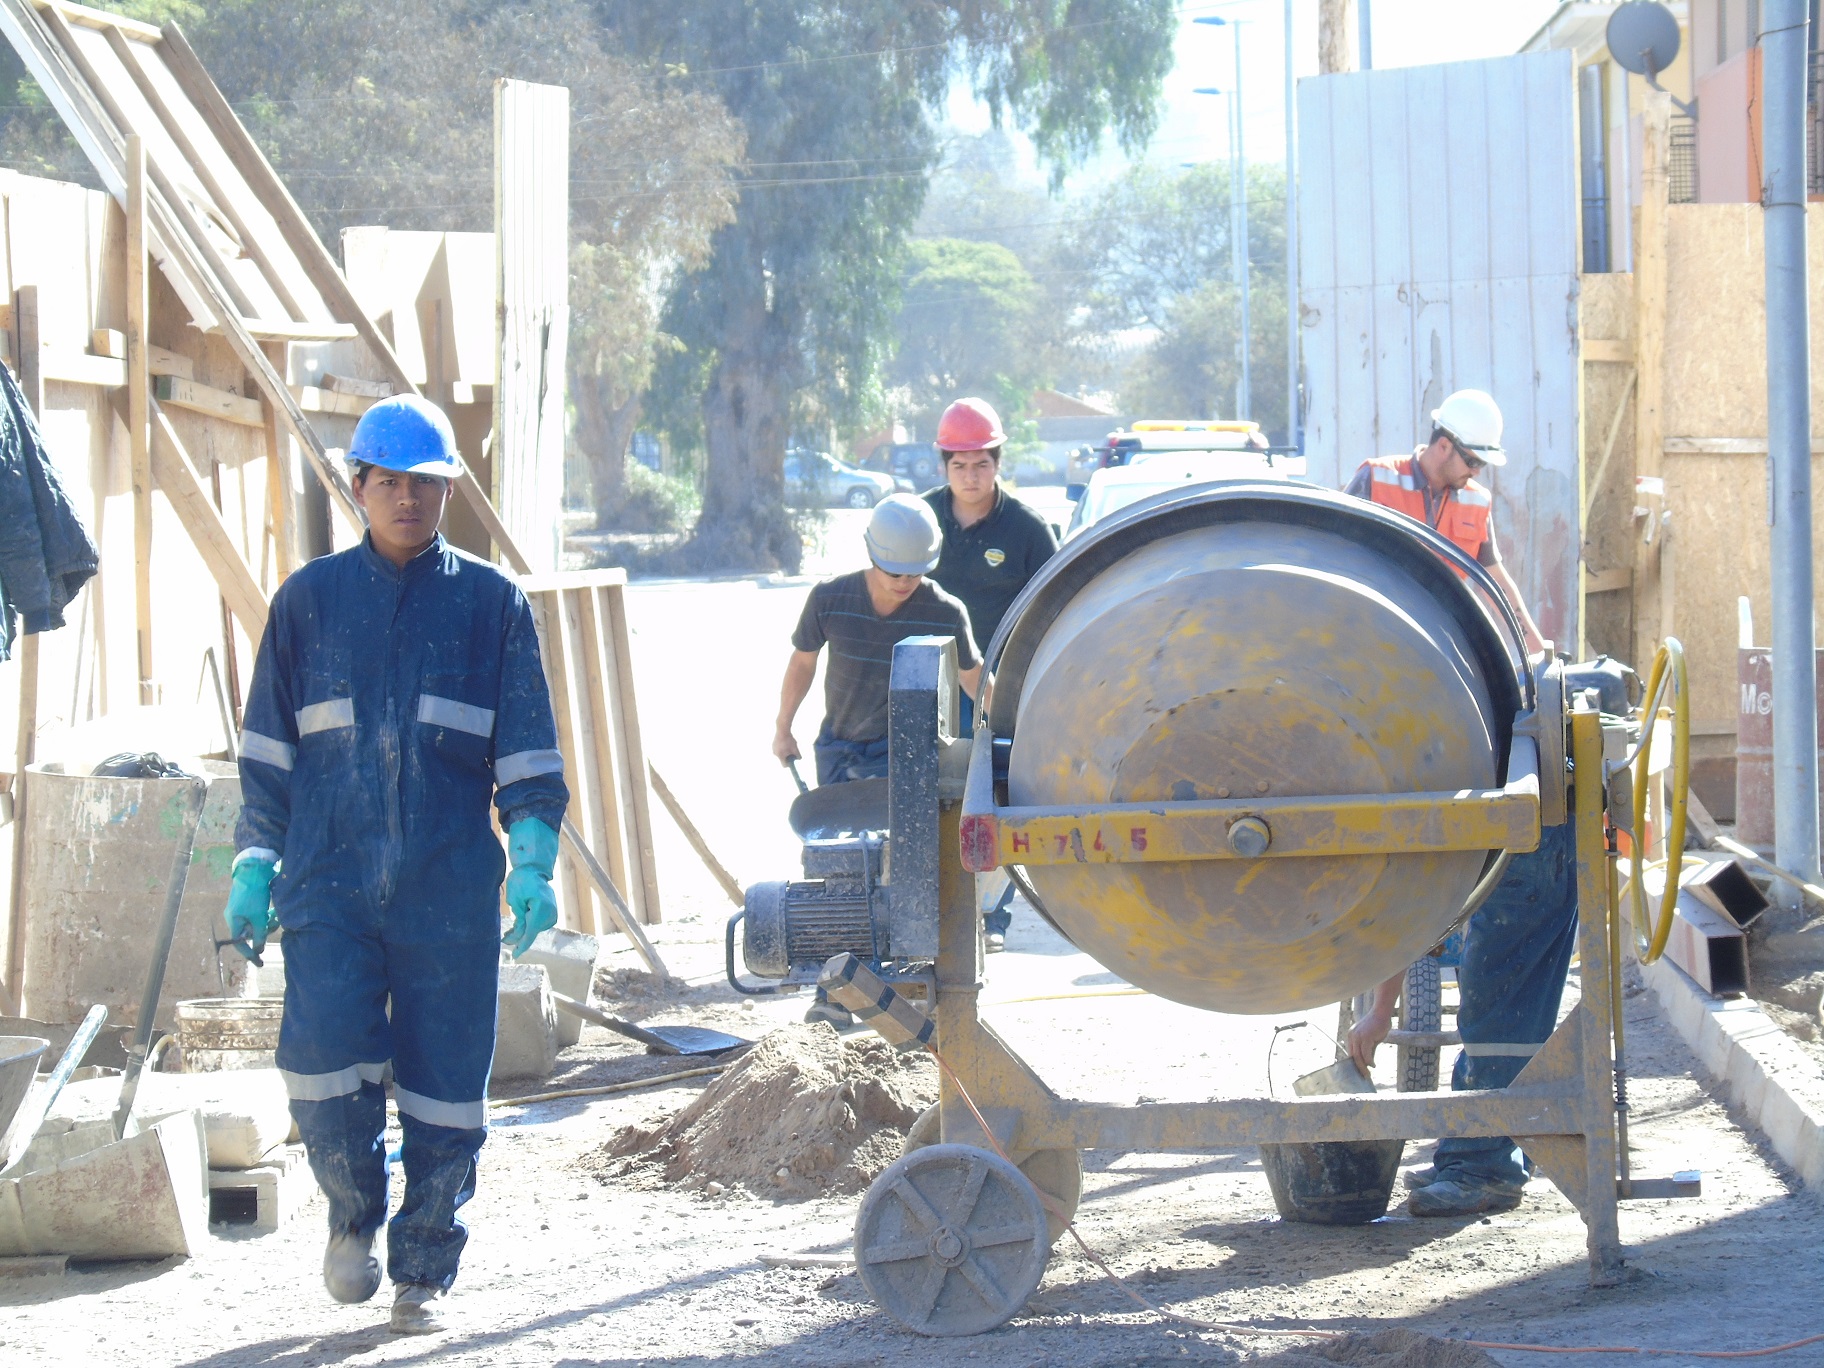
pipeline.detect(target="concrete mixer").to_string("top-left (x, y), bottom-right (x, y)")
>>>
top-left (731, 482), bottom-right (1695, 1337)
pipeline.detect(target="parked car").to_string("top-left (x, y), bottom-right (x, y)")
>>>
top-left (1065, 421), bottom-right (1275, 497)
top-left (1063, 447), bottom-right (1291, 542)
top-left (880, 441), bottom-right (943, 487)
top-left (785, 450), bottom-right (896, 509)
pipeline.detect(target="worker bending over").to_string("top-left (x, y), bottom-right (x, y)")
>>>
top-left (1344, 388), bottom-right (1578, 1219)
top-left (225, 396), bottom-right (568, 1333)
top-left (774, 494), bottom-right (980, 1023)
top-left (920, 398), bottom-right (1056, 950)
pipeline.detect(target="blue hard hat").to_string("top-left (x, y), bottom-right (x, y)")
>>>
top-left (347, 394), bottom-right (463, 476)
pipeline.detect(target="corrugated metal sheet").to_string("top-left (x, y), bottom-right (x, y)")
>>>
top-left (1300, 51), bottom-right (1581, 648)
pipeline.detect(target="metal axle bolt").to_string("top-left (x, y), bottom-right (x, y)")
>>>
top-left (1227, 816), bottom-right (1272, 858)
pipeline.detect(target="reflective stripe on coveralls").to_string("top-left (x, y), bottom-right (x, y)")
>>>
top-left (236, 532), bottom-right (567, 1288)
top-left (1363, 454), bottom-right (1492, 560)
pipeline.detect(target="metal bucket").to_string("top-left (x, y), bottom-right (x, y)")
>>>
top-left (0, 1035), bottom-right (49, 1144)
top-left (1259, 1060), bottom-right (1401, 1225)
top-left (174, 998), bottom-right (282, 1072)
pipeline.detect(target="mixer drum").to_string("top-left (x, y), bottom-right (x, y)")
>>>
top-left (1003, 493), bottom-right (1512, 1014)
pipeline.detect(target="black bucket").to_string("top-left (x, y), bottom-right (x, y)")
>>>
top-left (1259, 1137), bottom-right (1404, 1225)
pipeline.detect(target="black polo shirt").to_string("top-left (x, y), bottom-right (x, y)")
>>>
top-left (922, 484), bottom-right (1058, 653)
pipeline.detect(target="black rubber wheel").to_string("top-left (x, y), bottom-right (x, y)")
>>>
top-left (1398, 956), bottom-right (1442, 1092)
top-left (912, 457), bottom-right (938, 482)
top-left (846, 486), bottom-right (875, 508)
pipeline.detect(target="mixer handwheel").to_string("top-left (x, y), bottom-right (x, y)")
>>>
top-left (855, 1143), bottom-right (1050, 1336)
top-left (905, 1105), bottom-right (1083, 1243)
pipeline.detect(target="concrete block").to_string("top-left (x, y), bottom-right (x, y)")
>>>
top-left (0, 1112), bottom-right (208, 1259)
top-left (517, 929), bottom-right (599, 1048)
top-left (1761, 1089), bottom-right (1806, 1159)
top-left (208, 1142), bottom-right (316, 1232)
top-left (490, 964), bottom-right (557, 1083)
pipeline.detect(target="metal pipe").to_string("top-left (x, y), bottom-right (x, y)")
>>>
top-left (1357, 0), bottom-right (1372, 69)
top-left (1285, 0), bottom-right (1299, 448)
top-left (1233, 23), bottom-right (1251, 422)
top-left (1764, 0), bottom-right (1822, 898)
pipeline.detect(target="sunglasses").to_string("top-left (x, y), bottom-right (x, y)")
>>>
top-left (872, 565), bottom-right (924, 582)
top-left (1451, 438), bottom-right (1488, 473)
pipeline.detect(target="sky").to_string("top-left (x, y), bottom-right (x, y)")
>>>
top-left (946, 0), bottom-right (1563, 187)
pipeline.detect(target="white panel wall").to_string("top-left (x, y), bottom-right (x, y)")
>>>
top-left (1300, 51), bottom-right (1582, 648)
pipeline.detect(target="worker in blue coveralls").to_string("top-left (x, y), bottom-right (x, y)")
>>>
top-left (1344, 392), bottom-right (1579, 1219)
top-left (222, 394), bottom-right (568, 1335)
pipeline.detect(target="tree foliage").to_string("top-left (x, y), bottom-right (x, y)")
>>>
top-left (606, 0), bottom-right (1177, 570)
top-left (888, 237), bottom-right (1039, 428)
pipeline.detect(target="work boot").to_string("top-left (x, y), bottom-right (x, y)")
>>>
top-left (984, 930), bottom-right (1006, 954)
top-left (1402, 1165), bottom-right (1441, 1191)
top-left (323, 1229), bottom-right (382, 1304)
top-left (1408, 1176), bottom-right (1525, 1218)
top-left (390, 1283), bottom-right (446, 1335)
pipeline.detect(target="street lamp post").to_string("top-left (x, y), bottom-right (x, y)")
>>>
top-left (1285, 0), bottom-right (1299, 449)
top-left (1195, 15), bottom-right (1250, 423)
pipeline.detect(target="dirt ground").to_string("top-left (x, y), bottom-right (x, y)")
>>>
top-left (6, 550), bottom-right (1824, 1367)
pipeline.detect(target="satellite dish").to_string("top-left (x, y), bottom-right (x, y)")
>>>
top-left (1606, 1), bottom-right (1682, 81)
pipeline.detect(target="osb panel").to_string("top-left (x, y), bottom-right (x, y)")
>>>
top-left (1661, 202), bottom-right (1824, 439)
top-left (1663, 451), bottom-right (1824, 729)
top-left (1580, 271), bottom-right (1634, 345)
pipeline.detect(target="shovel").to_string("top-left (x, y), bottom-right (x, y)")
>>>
top-left (550, 993), bottom-right (750, 1057)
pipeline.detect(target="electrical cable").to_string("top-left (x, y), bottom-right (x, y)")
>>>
top-left (924, 1046), bottom-right (1824, 1358)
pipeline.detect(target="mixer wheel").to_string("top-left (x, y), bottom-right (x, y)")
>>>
top-left (855, 1143), bottom-right (1050, 1336)
top-left (905, 1105), bottom-right (1082, 1243)
top-left (1399, 956), bottom-right (1443, 1092)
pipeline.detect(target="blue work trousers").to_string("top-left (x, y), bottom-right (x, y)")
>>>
top-left (280, 921), bottom-right (499, 1290)
top-left (812, 722), bottom-right (889, 786)
top-left (1433, 818), bottom-right (1581, 1186)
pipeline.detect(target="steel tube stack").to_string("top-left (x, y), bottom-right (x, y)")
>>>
top-left (1763, 0), bottom-right (1822, 899)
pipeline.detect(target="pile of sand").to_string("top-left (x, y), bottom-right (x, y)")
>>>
top-left (599, 1022), bottom-right (936, 1198)
top-left (1249, 1330), bottom-right (1500, 1368)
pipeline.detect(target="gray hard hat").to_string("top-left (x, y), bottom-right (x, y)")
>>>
top-left (864, 493), bottom-right (942, 575)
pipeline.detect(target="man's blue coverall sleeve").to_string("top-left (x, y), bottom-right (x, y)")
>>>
top-left (491, 589), bottom-right (568, 834)
top-left (234, 602), bottom-right (298, 859)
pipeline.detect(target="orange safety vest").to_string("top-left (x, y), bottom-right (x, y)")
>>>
top-left (1360, 454), bottom-right (1492, 561)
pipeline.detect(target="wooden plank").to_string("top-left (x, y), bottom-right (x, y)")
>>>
top-left (602, 583), bottom-right (662, 923)
top-left (147, 343), bottom-right (191, 379)
top-left (234, 318), bottom-right (357, 342)
top-left (128, 134), bottom-right (153, 704)
top-left (649, 764), bottom-right (744, 907)
top-left (289, 384), bottom-right (375, 419)
top-left (573, 587), bottom-right (636, 924)
top-left (155, 23), bottom-right (531, 574)
top-left (531, 590), bottom-right (593, 935)
top-left (261, 340), bottom-right (295, 580)
top-left (1663, 436), bottom-right (1824, 455)
top-left (1582, 337), bottom-right (1633, 363)
top-left (493, 78), bottom-right (569, 573)
top-left (29, 0), bottom-right (160, 42)
top-left (1583, 567), bottom-right (1632, 594)
top-left (153, 373), bottom-right (263, 427)
top-left (2, 285), bottom-right (41, 1015)
top-left (89, 325), bottom-right (123, 357)
top-left (14, 284), bottom-right (40, 415)
top-left (147, 403), bottom-right (269, 638)
top-left (322, 372), bottom-right (391, 399)
top-left (450, 380), bottom-right (492, 406)
top-left (101, 21), bottom-right (311, 324)
top-left (38, 351), bottom-right (124, 387)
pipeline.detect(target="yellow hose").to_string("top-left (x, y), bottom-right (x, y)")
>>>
top-left (1628, 636), bottom-right (1692, 963)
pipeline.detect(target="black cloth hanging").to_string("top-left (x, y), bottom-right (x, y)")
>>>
top-left (0, 359), bottom-right (98, 658)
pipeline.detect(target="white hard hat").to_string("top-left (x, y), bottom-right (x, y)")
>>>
top-left (1430, 389), bottom-right (1506, 467)
top-left (865, 493), bottom-right (942, 575)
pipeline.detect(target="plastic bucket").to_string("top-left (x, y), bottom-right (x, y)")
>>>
top-left (174, 998), bottom-right (283, 1072)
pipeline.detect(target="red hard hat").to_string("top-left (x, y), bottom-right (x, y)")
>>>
top-left (935, 397), bottom-right (1006, 452)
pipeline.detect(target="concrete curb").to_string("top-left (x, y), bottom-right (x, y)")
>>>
top-left (1638, 951), bottom-right (1824, 1187)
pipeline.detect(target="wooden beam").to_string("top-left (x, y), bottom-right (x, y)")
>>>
top-left (1663, 436), bottom-right (1824, 455)
top-left (233, 319), bottom-right (357, 343)
top-left (38, 352), bottom-right (124, 387)
top-left (290, 384), bottom-right (376, 419)
top-left (1632, 90), bottom-right (1672, 670)
top-left (450, 381), bottom-right (493, 407)
top-left (155, 24), bottom-right (532, 573)
top-left (322, 373), bottom-right (392, 399)
top-left (90, 327), bottom-right (123, 358)
top-left (1581, 337), bottom-right (1633, 364)
top-left (152, 374), bottom-right (264, 428)
top-left (147, 344), bottom-right (191, 380)
top-left (101, 21), bottom-right (312, 324)
top-left (261, 341), bottom-right (295, 581)
top-left (128, 134), bottom-right (154, 704)
top-left (14, 285), bottom-right (41, 416)
top-left (148, 402), bottom-right (269, 638)
top-left (1583, 567), bottom-right (1633, 595)
top-left (29, 0), bottom-right (161, 42)
top-left (3, 284), bottom-right (42, 1016)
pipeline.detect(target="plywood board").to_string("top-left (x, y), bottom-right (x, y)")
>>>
top-left (1300, 50), bottom-right (1583, 649)
top-left (493, 80), bottom-right (568, 575)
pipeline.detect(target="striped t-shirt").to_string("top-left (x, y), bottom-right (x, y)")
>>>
top-left (791, 571), bottom-right (980, 742)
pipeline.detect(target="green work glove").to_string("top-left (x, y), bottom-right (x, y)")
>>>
top-left (502, 817), bottom-right (559, 958)
top-left (224, 854), bottom-right (277, 961)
